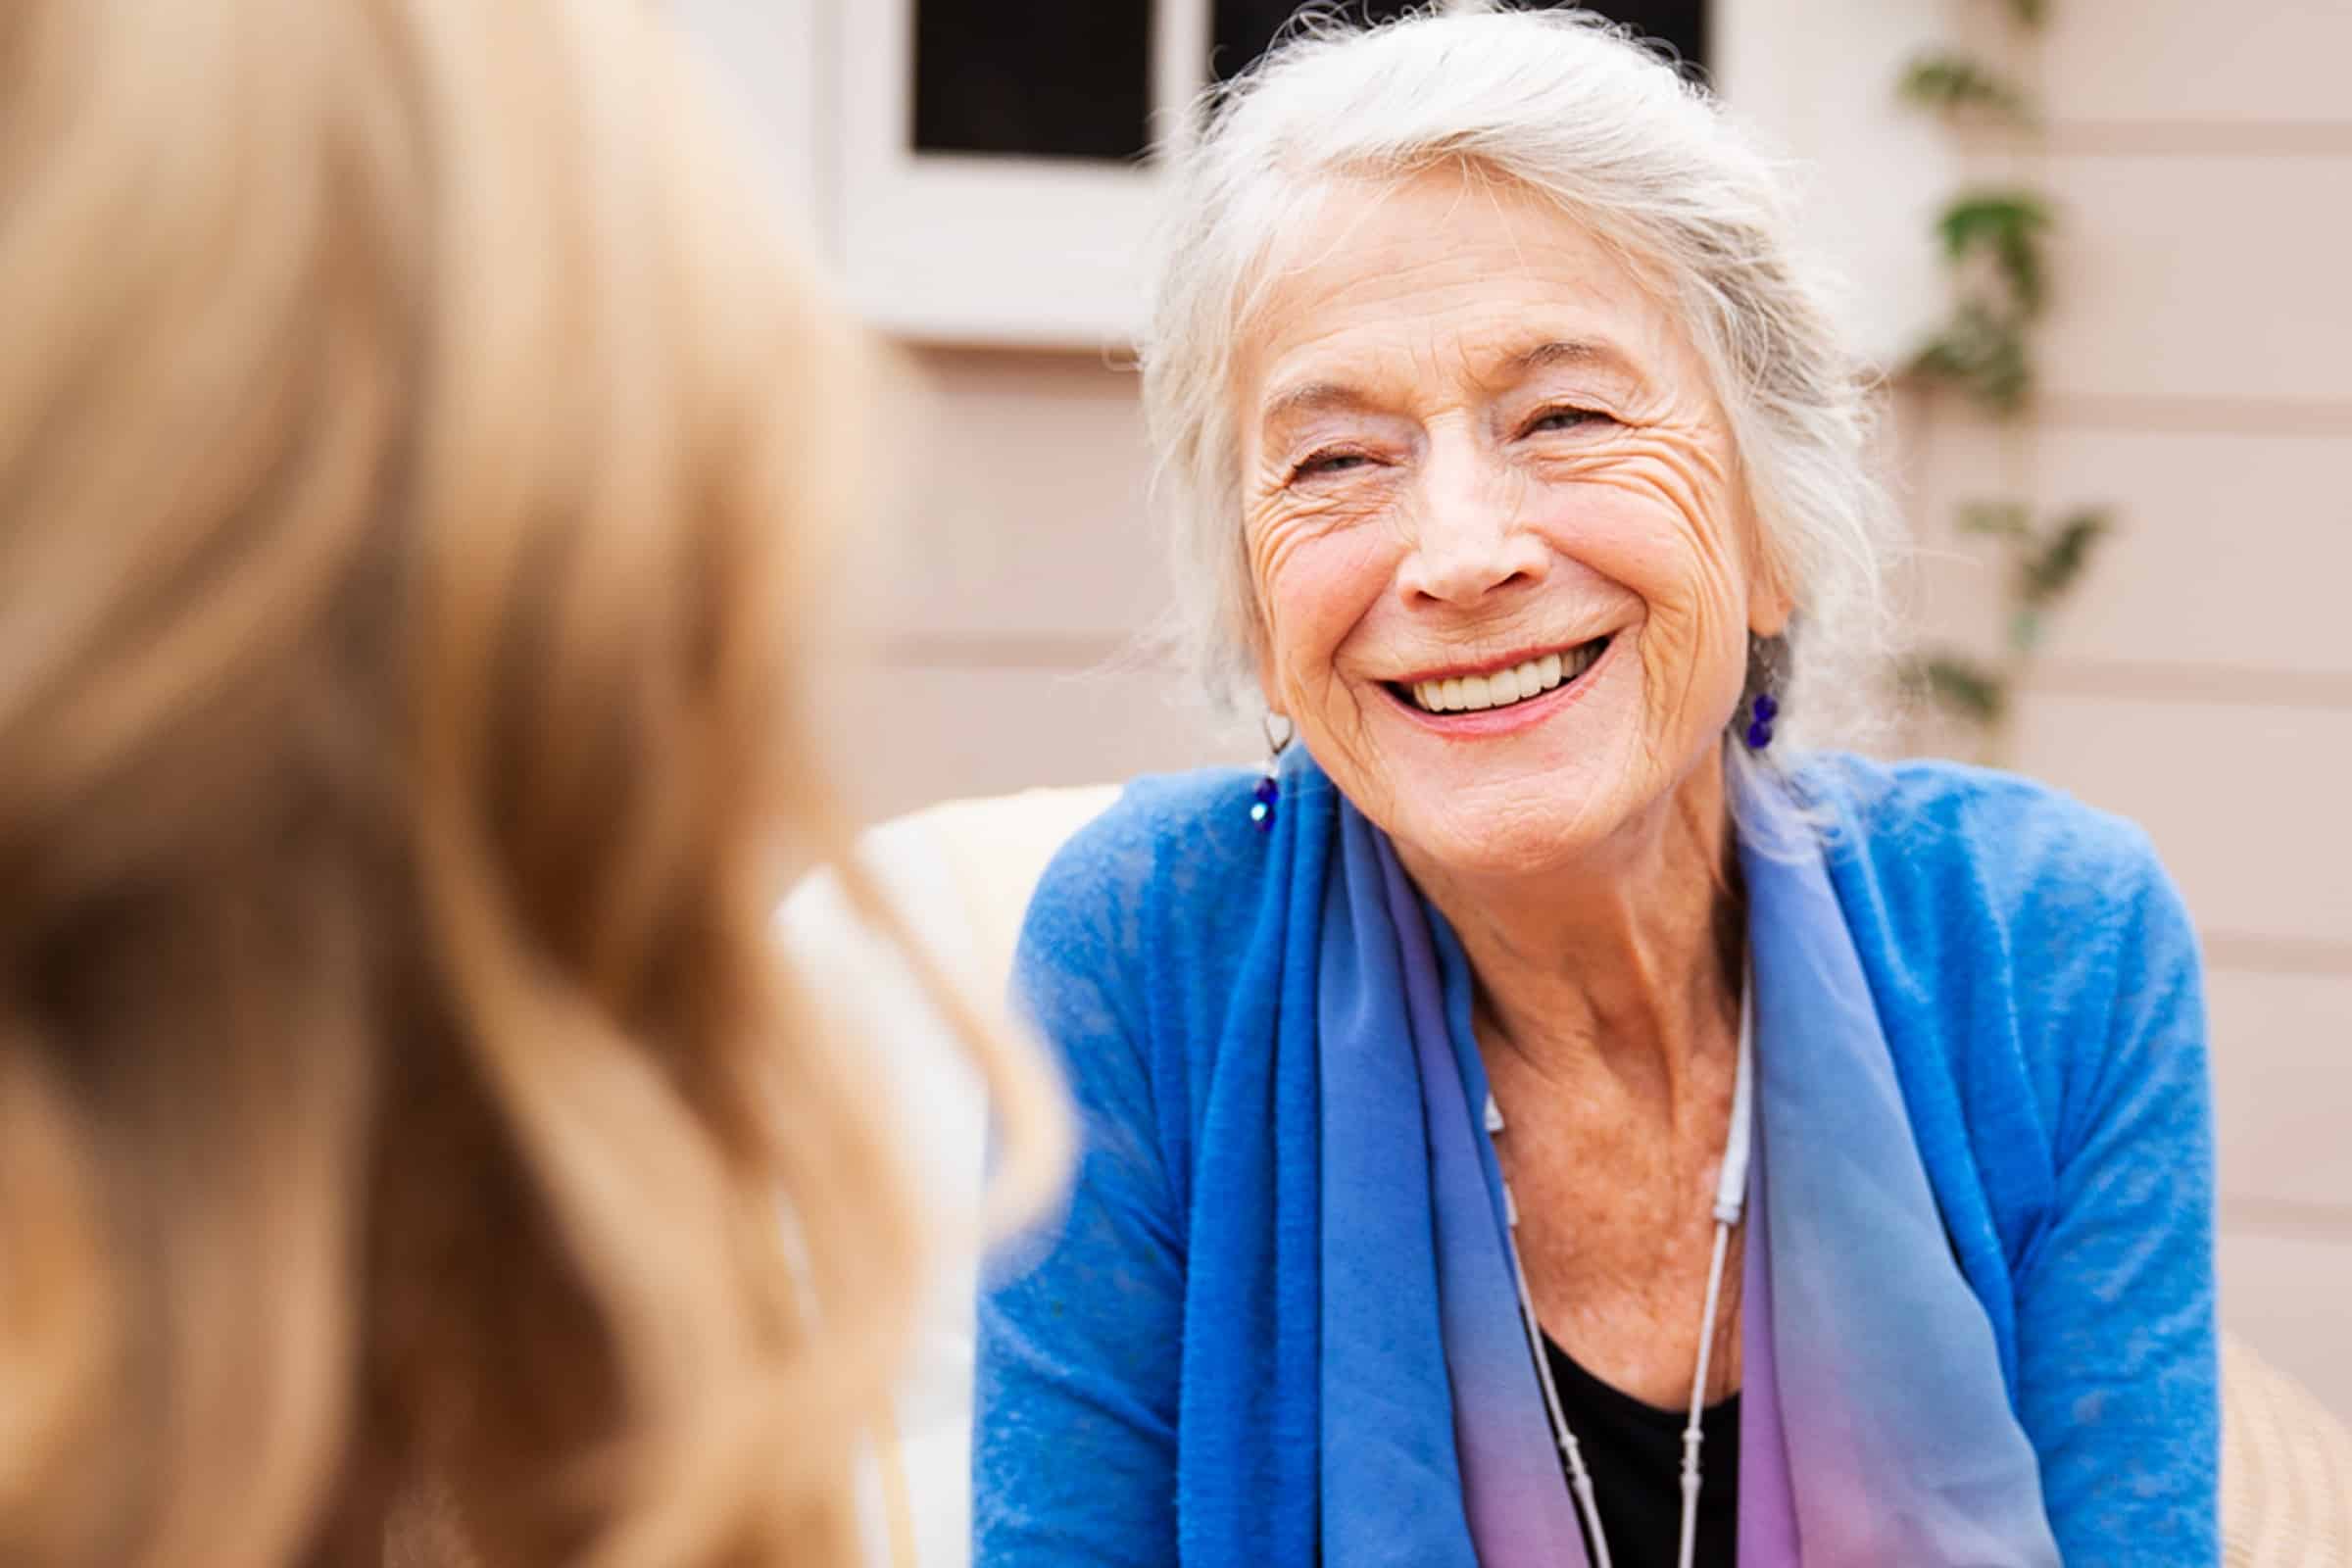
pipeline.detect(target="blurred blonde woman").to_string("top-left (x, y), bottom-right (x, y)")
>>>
top-left (0, 1), bottom-right (1060, 1564)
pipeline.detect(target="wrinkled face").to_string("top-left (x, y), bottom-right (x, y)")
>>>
top-left (1238, 166), bottom-right (1789, 878)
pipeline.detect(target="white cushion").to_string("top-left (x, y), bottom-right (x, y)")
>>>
top-left (777, 785), bottom-right (1119, 1568)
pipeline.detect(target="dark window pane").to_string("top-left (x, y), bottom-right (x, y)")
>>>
top-left (914, 0), bottom-right (1152, 162)
top-left (1211, 1), bottom-right (1420, 83)
top-left (1498, 1), bottom-right (1710, 84)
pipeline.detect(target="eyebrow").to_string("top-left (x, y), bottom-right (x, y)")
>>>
top-left (1255, 338), bottom-right (1645, 432)
top-left (1508, 336), bottom-right (1644, 384)
top-left (1256, 379), bottom-right (1380, 430)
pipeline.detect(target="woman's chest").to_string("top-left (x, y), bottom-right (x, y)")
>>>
top-left (1492, 1091), bottom-right (1746, 1407)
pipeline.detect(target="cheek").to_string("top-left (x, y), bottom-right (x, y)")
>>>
top-left (1542, 450), bottom-right (1752, 728)
top-left (1250, 516), bottom-right (1396, 681)
top-left (1555, 439), bottom-right (1749, 625)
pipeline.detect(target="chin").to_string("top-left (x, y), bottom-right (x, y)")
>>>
top-left (1382, 763), bottom-right (1642, 882)
top-left (1310, 654), bottom-right (1717, 881)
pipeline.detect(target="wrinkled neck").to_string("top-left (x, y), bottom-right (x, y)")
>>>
top-left (1399, 752), bottom-right (1744, 1105)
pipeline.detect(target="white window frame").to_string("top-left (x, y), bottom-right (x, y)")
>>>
top-left (682, 0), bottom-right (1954, 365)
top-left (1713, 0), bottom-right (1958, 369)
top-left (831, 0), bottom-right (1206, 347)
top-left (671, 0), bottom-right (831, 236)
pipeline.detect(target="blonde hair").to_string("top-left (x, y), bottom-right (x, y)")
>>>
top-left (0, 1), bottom-right (1060, 1564)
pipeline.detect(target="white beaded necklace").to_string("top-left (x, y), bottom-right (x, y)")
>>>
top-left (1491, 979), bottom-right (1755, 1568)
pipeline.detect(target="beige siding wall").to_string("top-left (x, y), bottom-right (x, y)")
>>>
top-left (832, 0), bottom-right (2352, 1416)
top-left (832, 348), bottom-right (1250, 823)
top-left (1906, 0), bottom-right (2352, 1416)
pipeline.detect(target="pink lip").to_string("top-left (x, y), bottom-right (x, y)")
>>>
top-left (1386, 639), bottom-right (1603, 687)
top-left (1381, 634), bottom-right (1621, 740)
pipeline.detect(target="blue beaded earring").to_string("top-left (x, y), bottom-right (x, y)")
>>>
top-left (1251, 712), bottom-right (1294, 829)
top-left (1742, 634), bottom-right (1784, 751)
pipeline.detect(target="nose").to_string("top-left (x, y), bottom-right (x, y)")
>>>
top-left (1394, 435), bottom-right (1547, 609)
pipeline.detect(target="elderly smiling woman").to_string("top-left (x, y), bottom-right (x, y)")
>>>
top-left (973, 12), bottom-right (2216, 1568)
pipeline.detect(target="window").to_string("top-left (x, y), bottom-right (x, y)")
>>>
top-left (818, 0), bottom-right (1944, 360)
top-left (913, 2), bottom-right (1155, 160)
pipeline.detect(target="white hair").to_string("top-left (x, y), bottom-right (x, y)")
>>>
top-left (1141, 4), bottom-right (1899, 769)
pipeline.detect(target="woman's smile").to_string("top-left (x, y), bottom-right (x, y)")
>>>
top-left (1238, 162), bottom-right (1779, 872)
top-left (1378, 632), bottom-right (1620, 737)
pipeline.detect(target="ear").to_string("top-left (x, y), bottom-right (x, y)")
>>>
top-left (1743, 511), bottom-right (1796, 639)
top-left (1253, 644), bottom-right (1286, 718)
top-left (1248, 593), bottom-right (1285, 715)
top-left (1747, 567), bottom-right (1795, 639)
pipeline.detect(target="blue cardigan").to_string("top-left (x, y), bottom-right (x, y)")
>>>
top-left (974, 756), bottom-right (2218, 1566)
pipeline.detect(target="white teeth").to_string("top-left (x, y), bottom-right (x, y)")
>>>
top-left (1405, 640), bottom-right (1605, 714)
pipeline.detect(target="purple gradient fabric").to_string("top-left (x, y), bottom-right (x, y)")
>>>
top-left (1317, 775), bottom-right (2063, 1566)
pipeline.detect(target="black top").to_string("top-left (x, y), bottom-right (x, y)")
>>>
top-left (1541, 1335), bottom-right (1739, 1568)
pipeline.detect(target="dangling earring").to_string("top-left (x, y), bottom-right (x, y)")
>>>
top-left (1252, 712), bottom-right (1294, 829)
top-left (1743, 635), bottom-right (1783, 752)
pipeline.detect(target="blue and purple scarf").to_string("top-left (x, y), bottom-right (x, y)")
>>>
top-left (1315, 768), bottom-right (2063, 1565)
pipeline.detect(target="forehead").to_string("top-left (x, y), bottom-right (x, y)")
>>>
top-left (1238, 165), bottom-right (1703, 425)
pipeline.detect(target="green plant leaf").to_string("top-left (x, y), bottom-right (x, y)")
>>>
top-left (1899, 53), bottom-right (2032, 123)
top-left (1908, 653), bottom-right (2009, 726)
top-left (2007, 0), bottom-right (2049, 26)
top-left (1957, 500), bottom-right (2034, 540)
top-left (2018, 509), bottom-right (2113, 607)
top-left (1938, 191), bottom-right (2054, 316)
top-left (1908, 302), bottom-right (2033, 416)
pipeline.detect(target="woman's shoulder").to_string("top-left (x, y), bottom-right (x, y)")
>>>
top-left (1797, 755), bottom-right (2208, 1291)
top-left (1029, 763), bottom-right (1269, 901)
top-left (1795, 752), bottom-right (2201, 1115)
top-left (1797, 752), bottom-right (2202, 1140)
top-left (1797, 751), bottom-right (2180, 940)
top-left (1017, 765), bottom-right (1274, 984)
top-left (1044, 765), bottom-right (1267, 863)
top-left (1011, 768), bottom-right (1274, 1157)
